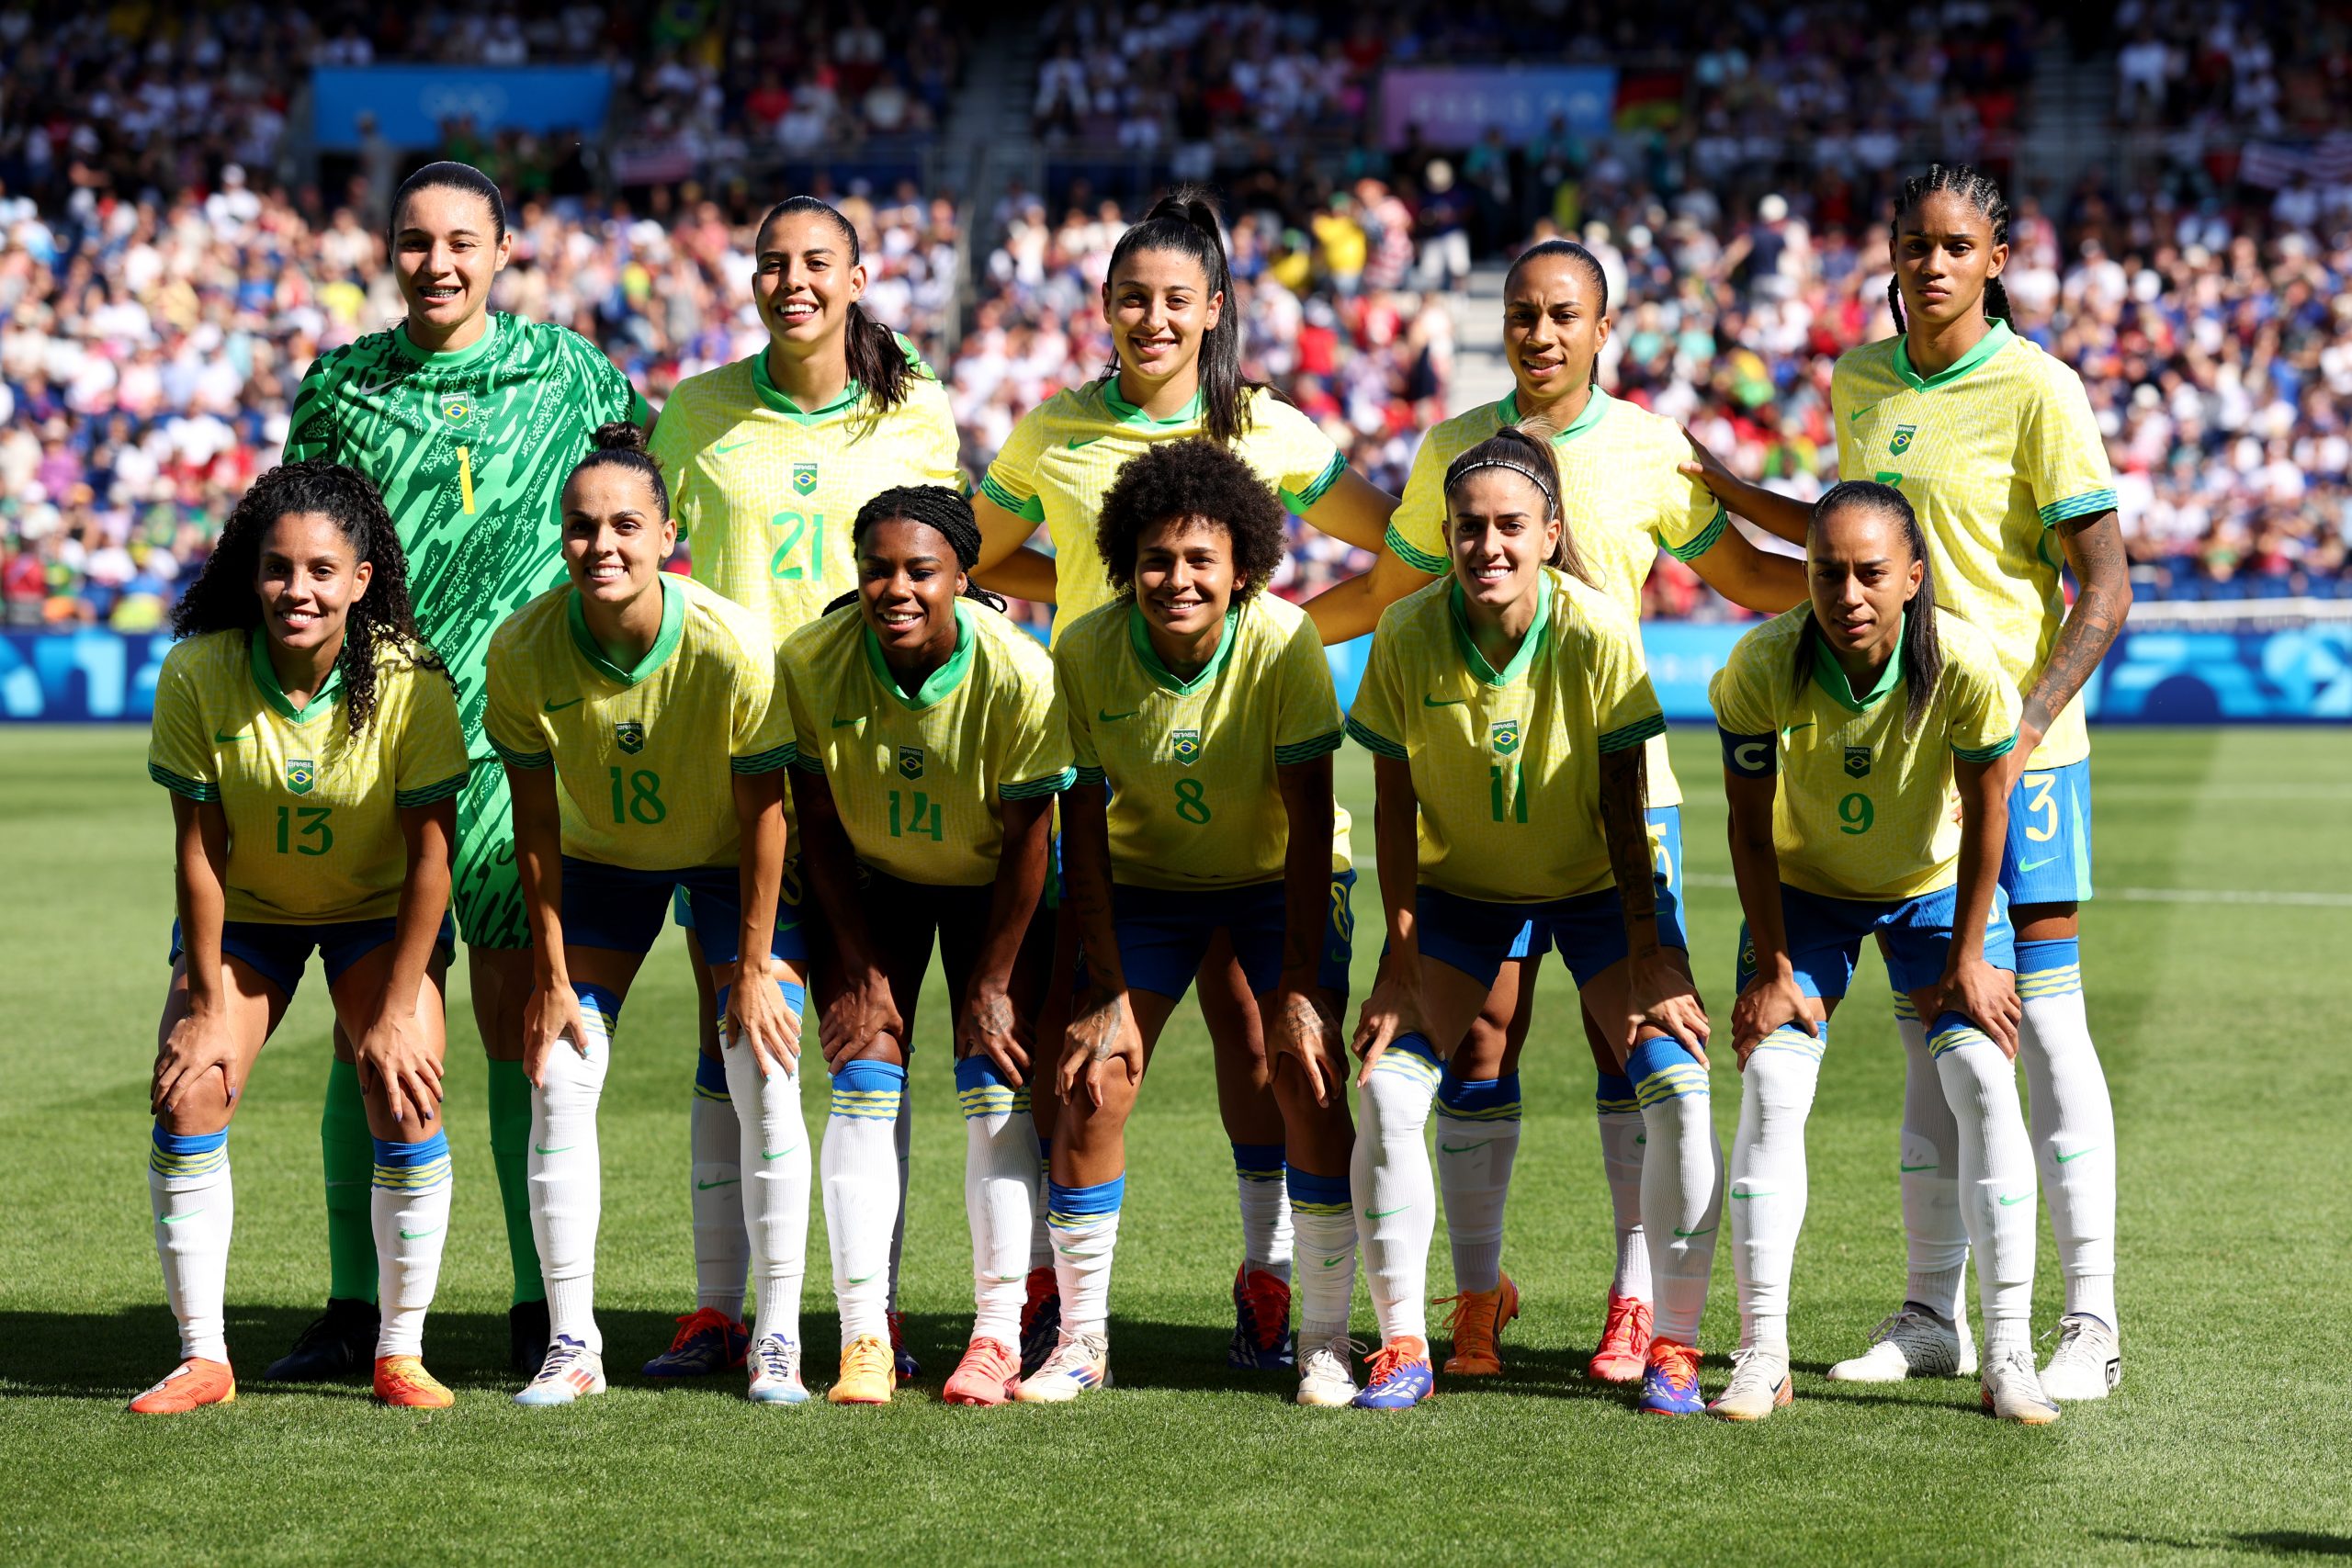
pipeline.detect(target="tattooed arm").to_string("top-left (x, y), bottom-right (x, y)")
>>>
top-left (2018, 510), bottom-right (2132, 761)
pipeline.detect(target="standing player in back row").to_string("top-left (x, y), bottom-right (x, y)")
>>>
top-left (644, 194), bottom-right (962, 1382)
top-left (278, 162), bottom-right (650, 1382)
top-left (1686, 164), bottom-right (2131, 1401)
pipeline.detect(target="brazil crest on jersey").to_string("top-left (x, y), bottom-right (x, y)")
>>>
top-left (148, 631), bottom-right (469, 923)
top-left (483, 574), bottom-right (792, 871)
top-left (283, 314), bottom-right (650, 757)
top-left (784, 600), bottom-right (1073, 886)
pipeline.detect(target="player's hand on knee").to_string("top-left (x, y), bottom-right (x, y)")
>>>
top-left (1061, 987), bottom-right (1138, 1106)
top-left (1268, 985), bottom-right (1340, 1108)
top-left (1929, 961), bottom-right (2021, 1060)
top-left (956, 981), bottom-right (1029, 1088)
top-left (521, 984), bottom-right (590, 1087)
top-left (1731, 973), bottom-right (1814, 1070)
top-left (153, 1005), bottom-right (239, 1117)
top-left (354, 1004), bottom-right (444, 1128)
top-left (727, 958), bottom-right (803, 1078)
top-left (820, 969), bottom-right (901, 1070)
top-left (1628, 951), bottom-right (1710, 1067)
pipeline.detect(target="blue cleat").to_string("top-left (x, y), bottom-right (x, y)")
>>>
top-left (888, 1310), bottom-right (921, 1382)
top-left (1019, 1267), bottom-right (1061, 1377)
top-left (1638, 1337), bottom-right (1707, 1416)
top-left (1351, 1337), bottom-right (1434, 1410)
top-left (1228, 1265), bottom-right (1296, 1371)
top-left (642, 1307), bottom-right (750, 1378)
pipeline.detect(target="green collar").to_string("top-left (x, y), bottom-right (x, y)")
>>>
top-left (752, 351), bottom-right (863, 423)
top-left (1447, 578), bottom-right (1553, 687)
top-left (1807, 614), bottom-right (1906, 711)
top-left (1103, 378), bottom-right (1204, 428)
top-left (394, 312), bottom-right (501, 368)
top-left (1498, 385), bottom-right (1611, 443)
top-left (567, 574), bottom-right (685, 686)
top-left (863, 601), bottom-right (975, 709)
top-left (1894, 319), bottom-right (2012, 393)
top-left (248, 629), bottom-right (344, 725)
top-left (1128, 604), bottom-right (1239, 694)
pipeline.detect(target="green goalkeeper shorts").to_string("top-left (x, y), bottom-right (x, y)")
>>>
top-left (454, 761), bottom-right (531, 951)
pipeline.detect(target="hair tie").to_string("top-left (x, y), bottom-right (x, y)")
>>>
top-left (1448, 458), bottom-right (1557, 514)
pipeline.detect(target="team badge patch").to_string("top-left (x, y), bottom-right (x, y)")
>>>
top-left (286, 758), bottom-right (315, 795)
top-left (793, 462), bottom-right (819, 496)
top-left (899, 745), bottom-right (924, 780)
top-left (1889, 424), bottom-right (1916, 457)
top-left (1491, 718), bottom-right (1521, 756)
top-left (1844, 746), bottom-right (1871, 778)
top-left (1171, 728), bottom-right (1202, 766)
top-left (616, 721), bottom-right (646, 755)
top-left (442, 398), bottom-right (472, 424)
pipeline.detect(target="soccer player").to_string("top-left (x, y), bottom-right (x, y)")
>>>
top-left (1685, 164), bottom-right (2131, 1399)
top-left (280, 162), bottom-right (650, 1380)
top-left (782, 486), bottom-right (1071, 1406)
top-left (1708, 479), bottom-right (2056, 1425)
top-left (483, 428), bottom-right (805, 1407)
top-left (1306, 239), bottom-right (1804, 1382)
top-left (971, 188), bottom-right (1396, 1370)
top-left (1016, 441), bottom-right (1362, 1407)
top-left (136, 462), bottom-right (469, 1413)
top-left (1344, 426), bottom-right (1720, 1414)
top-left (645, 194), bottom-right (961, 1382)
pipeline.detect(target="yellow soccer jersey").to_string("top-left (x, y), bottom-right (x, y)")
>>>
top-left (1385, 389), bottom-right (1724, 811)
top-left (1347, 569), bottom-right (1666, 903)
top-left (148, 630), bottom-right (470, 924)
top-left (1710, 605), bottom-right (2020, 902)
top-left (978, 380), bottom-right (1346, 642)
top-left (784, 601), bottom-right (1073, 886)
top-left (484, 574), bottom-right (793, 871)
top-left (1833, 322), bottom-right (2116, 770)
top-left (652, 344), bottom-right (962, 641)
top-left (1056, 592), bottom-right (1345, 891)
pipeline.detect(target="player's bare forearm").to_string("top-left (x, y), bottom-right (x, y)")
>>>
top-left (730, 772), bottom-right (790, 981)
top-left (787, 769), bottom-right (879, 974)
top-left (1680, 428), bottom-right (1812, 545)
top-left (969, 795), bottom-right (1054, 1003)
top-left (1371, 756), bottom-right (1420, 959)
top-left (1722, 771), bottom-right (1792, 974)
top-left (1275, 758), bottom-right (1336, 988)
top-left (1599, 746), bottom-right (1659, 953)
top-left (2021, 511), bottom-right (2132, 747)
top-left (1305, 548), bottom-right (1437, 645)
top-left (503, 762), bottom-right (569, 989)
top-left (385, 800), bottom-right (457, 1018)
top-left (1059, 786), bottom-right (1126, 998)
top-left (1690, 526), bottom-right (1807, 615)
top-left (1302, 467), bottom-right (1400, 554)
top-left (971, 493), bottom-right (1047, 576)
top-left (1949, 759), bottom-right (2009, 971)
top-left (171, 796), bottom-right (232, 1010)
top-left (974, 545), bottom-right (1059, 603)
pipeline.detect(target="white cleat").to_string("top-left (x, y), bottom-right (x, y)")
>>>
top-left (1826, 1306), bottom-right (1977, 1382)
top-left (1981, 1344), bottom-right (2063, 1425)
top-left (514, 1335), bottom-right (605, 1406)
top-left (747, 1334), bottom-right (810, 1405)
top-left (2037, 1314), bottom-right (2121, 1402)
top-left (1295, 1334), bottom-right (1363, 1407)
top-left (1012, 1331), bottom-right (1111, 1404)
top-left (1707, 1345), bottom-right (1793, 1422)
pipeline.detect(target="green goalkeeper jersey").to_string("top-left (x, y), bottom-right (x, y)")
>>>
top-left (282, 313), bottom-right (650, 759)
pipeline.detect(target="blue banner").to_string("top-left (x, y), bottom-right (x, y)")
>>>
top-left (312, 66), bottom-right (616, 152)
top-left (1379, 65), bottom-right (1618, 151)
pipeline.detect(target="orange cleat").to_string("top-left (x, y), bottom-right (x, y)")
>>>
top-left (941, 1337), bottom-right (1023, 1406)
top-left (1438, 1270), bottom-right (1521, 1375)
top-left (828, 1334), bottom-right (897, 1405)
top-left (129, 1357), bottom-right (236, 1415)
top-left (373, 1355), bottom-right (455, 1409)
top-left (1588, 1292), bottom-right (1654, 1383)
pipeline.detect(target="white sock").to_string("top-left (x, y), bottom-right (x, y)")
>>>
top-left (888, 1079), bottom-right (913, 1317)
top-left (957, 1057), bottom-right (1039, 1345)
top-left (1630, 1038), bottom-right (1723, 1347)
top-left (1352, 1035), bottom-right (1441, 1343)
top-left (722, 1011), bottom-right (809, 1353)
top-left (1928, 1017), bottom-right (2038, 1355)
top-left (689, 1051), bottom-right (748, 1323)
top-left (1894, 998), bottom-right (1968, 1322)
top-left (821, 1059), bottom-right (905, 1346)
top-left (369, 1131), bottom-right (453, 1359)
top-left (529, 987), bottom-right (612, 1356)
top-left (149, 1127), bottom-right (233, 1362)
top-left (1433, 1069), bottom-right (1521, 1293)
top-left (2017, 942), bottom-right (2118, 1326)
top-left (1596, 1083), bottom-right (1651, 1301)
top-left (1286, 1166), bottom-right (1357, 1341)
top-left (1232, 1141), bottom-right (1293, 1283)
top-left (1046, 1176), bottom-right (1124, 1340)
top-left (1727, 1026), bottom-right (1822, 1353)
top-left (1029, 1132), bottom-right (1055, 1275)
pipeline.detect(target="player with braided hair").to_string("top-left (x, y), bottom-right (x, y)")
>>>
top-left (1685, 163), bottom-right (2132, 1402)
top-left (782, 484), bottom-right (1072, 1405)
top-left (137, 461), bottom-right (471, 1413)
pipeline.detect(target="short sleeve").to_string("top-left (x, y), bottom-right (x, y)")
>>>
top-left (1655, 456), bottom-right (1730, 564)
top-left (1259, 397), bottom-right (1347, 515)
top-left (1272, 611), bottom-right (1345, 764)
top-left (482, 626), bottom-right (549, 769)
top-left (2022, 363), bottom-right (2117, 531)
top-left (281, 357), bottom-right (335, 464)
top-left (1385, 436), bottom-right (1451, 576)
top-left (1581, 597), bottom-right (1667, 754)
top-left (1053, 642), bottom-right (1102, 784)
top-left (909, 376), bottom-right (968, 491)
top-left (978, 406), bottom-right (1050, 525)
top-left (147, 645), bottom-right (219, 800)
top-left (1707, 626), bottom-right (1784, 742)
top-left (646, 389), bottom-right (701, 539)
top-left (997, 647), bottom-right (1076, 801)
top-left (1947, 634), bottom-right (2022, 763)
top-left (392, 663), bottom-right (471, 806)
top-left (567, 327), bottom-right (650, 427)
top-left (1343, 613), bottom-right (1409, 760)
top-left (729, 635), bottom-right (793, 774)
top-left (779, 633), bottom-right (826, 774)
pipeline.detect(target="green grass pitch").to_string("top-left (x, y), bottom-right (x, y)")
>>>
top-left (4, 725), bottom-right (2349, 1565)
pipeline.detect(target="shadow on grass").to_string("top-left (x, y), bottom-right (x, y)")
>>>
top-left (2096, 1534), bottom-right (2352, 1557)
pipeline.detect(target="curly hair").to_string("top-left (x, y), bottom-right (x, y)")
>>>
top-left (171, 461), bottom-right (442, 736)
top-left (1889, 163), bottom-right (2010, 333)
top-left (820, 484), bottom-right (1010, 615)
top-left (1094, 440), bottom-right (1286, 605)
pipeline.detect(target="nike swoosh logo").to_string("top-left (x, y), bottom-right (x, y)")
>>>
top-left (1848, 405), bottom-right (1876, 425)
top-left (1438, 1141), bottom-right (1494, 1154)
top-left (1319, 1257), bottom-right (1343, 1269)
top-left (1366, 1205), bottom-right (1408, 1219)
top-left (1998, 1193), bottom-right (2030, 1205)
top-left (759, 1147), bottom-right (797, 1161)
top-left (1783, 722), bottom-right (1815, 735)
top-left (715, 438), bottom-right (755, 455)
top-left (534, 1144), bottom-right (575, 1155)
top-left (696, 1178), bottom-right (741, 1190)
top-left (2018, 856), bottom-right (2058, 873)
top-left (2054, 1145), bottom-right (2098, 1164)
top-left (160, 1209), bottom-right (208, 1224)
top-left (1674, 1224), bottom-right (1716, 1237)
top-left (1422, 694), bottom-right (1465, 707)
top-left (399, 1225), bottom-right (442, 1240)
top-left (213, 729), bottom-right (248, 743)
top-left (831, 716), bottom-right (861, 728)
top-left (1899, 1162), bottom-right (1938, 1172)
top-left (1067, 435), bottom-right (1104, 450)
top-left (324, 1179), bottom-right (366, 1189)
top-left (543, 697), bottom-right (583, 713)
top-left (352, 374), bottom-right (401, 398)
top-left (846, 1272), bottom-right (878, 1284)
top-left (1098, 708), bottom-right (1139, 722)
top-left (1729, 1190), bottom-right (1776, 1200)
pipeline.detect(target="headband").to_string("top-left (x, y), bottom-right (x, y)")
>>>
top-left (1448, 458), bottom-right (1557, 515)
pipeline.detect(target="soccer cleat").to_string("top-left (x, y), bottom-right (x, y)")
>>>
top-left (1981, 1344), bottom-right (2063, 1424)
top-left (1637, 1337), bottom-right (1706, 1416)
top-left (1295, 1333), bottom-right (1364, 1407)
top-left (942, 1337), bottom-right (1023, 1407)
top-left (828, 1334), bottom-right (897, 1405)
top-left (746, 1334), bottom-right (810, 1405)
top-left (514, 1335), bottom-right (605, 1406)
top-left (641, 1307), bottom-right (751, 1377)
top-left (128, 1357), bottom-right (236, 1415)
top-left (1013, 1331), bottom-right (1112, 1404)
top-left (264, 1297), bottom-right (376, 1382)
top-left (1227, 1265), bottom-right (1295, 1371)
top-left (1438, 1270), bottom-right (1521, 1376)
top-left (509, 1298), bottom-right (551, 1378)
top-left (1587, 1292), bottom-right (1654, 1383)
top-left (1350, 1336), bottom-right (1434, 1410)
top-left (1018, 1268), bottom-right (1062, 1377)
top-left (888, 1309), bottom-right (921, 1382)
top-left (372, 1355), bottom-right (455, 1410)
top-left (1707, 1346), bottom-right (1792, 1422)
top-left (2037, 1314), bottom-right (2121, 1402)
top-left (1826, 1305), bottom-right (1976, 1382)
